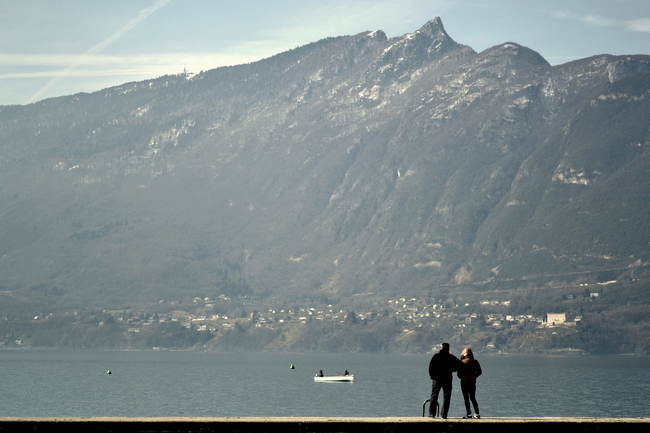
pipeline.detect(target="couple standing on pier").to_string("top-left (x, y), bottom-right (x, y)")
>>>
top-left (428, 342), bottom-right (482, 419)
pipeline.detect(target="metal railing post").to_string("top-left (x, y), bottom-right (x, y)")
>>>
top-left (422, 399), bottom-right (439, 417)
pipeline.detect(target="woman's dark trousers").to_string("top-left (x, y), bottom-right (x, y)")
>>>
top-left (461, 382), bottom-right (479, 415)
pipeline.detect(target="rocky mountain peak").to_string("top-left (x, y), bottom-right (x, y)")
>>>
top-left (398, 16), bottom-right (465, 56)
top-left (417, 16), bottom-right (451, 41)
top-left (480, 42), bottom-right (549, 67)
top-left (371, 16), bottom-right (474, 80)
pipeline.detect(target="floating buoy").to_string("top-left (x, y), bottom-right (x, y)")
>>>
top-left (290, 364), bottom-right (295, 369)
top-left (106, 370), bottom-right (112, 375)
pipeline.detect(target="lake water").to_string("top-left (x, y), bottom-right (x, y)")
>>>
top-left (0, 350), bottom-right (648, 418)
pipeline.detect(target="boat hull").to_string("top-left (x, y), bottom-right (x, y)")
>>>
top-left (314, 375), bottom-right (354, 382)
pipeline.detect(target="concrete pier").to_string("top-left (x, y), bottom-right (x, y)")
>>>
top-left (0, 417), bottom-right (648, 433)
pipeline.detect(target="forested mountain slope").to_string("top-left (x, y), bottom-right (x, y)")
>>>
top-left (1, 18), bottom-right (649, 353)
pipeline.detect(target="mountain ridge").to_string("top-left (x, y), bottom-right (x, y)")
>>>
top-left (0, 17), bottom-right (649, 324)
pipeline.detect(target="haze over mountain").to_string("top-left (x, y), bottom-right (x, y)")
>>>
top-left (1, 17), bottom-right (649, 317)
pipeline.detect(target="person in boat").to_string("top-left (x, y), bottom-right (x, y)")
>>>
top-left (458, 347), bottom-right (482, 419)
top-left (344, 370), bottom-right (350, 375)
top-left (316, 370), bottom-right (324, 377)
top-left (428, 342), bottom-right (465, 419)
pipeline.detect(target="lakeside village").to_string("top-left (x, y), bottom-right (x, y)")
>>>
top-left (165, 295), bottom-right (585, 335)
top-left (9, 288), bottom-right (602, 353)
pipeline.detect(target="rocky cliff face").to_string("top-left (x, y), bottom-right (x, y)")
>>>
top-left (1, 17), bottom-right (649, 309)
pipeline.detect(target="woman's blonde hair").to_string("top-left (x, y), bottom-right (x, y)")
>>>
top-left (460, 347), bottom-right (474, 359)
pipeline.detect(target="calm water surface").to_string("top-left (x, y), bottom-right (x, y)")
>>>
top-left (0, 350), bottom-right (647, 418)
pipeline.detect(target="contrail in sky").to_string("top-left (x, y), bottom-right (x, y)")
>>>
top-left (26, 0), bottom-right (171, 104)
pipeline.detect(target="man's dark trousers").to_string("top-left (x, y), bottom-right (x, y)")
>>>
top-left (430, 378), bottom-right (452, 418)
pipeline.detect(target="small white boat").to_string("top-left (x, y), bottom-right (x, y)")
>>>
top-left (314, 374), bottom-right (354, 382)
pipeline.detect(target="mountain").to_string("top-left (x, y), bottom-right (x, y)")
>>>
top-left (1, 17), bottom-right (649, 331)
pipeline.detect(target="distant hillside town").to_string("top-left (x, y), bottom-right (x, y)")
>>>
top-left (5, 283), bottom-right (639, 355)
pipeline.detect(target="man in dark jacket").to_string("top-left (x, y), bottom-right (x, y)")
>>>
top-left (428, 342), bottom-right (465, 419)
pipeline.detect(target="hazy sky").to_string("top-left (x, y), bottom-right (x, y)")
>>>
top-left (2, 0), bottom-right (649, 106)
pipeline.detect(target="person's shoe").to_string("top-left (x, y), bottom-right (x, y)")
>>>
top-left (463, 414), bottom-right (473, 419)
top-left (475, 414), bottom-right (481, 419)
